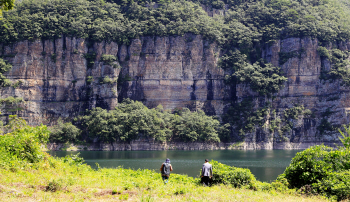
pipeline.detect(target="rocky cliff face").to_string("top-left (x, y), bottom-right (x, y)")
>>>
top-left (0, 34), bottom-right (227, 125)
top-left (117, 34), bottom-right (227, 115)
top-left (1, 35), bottom-right (349, 149)
top-left (246, 37), bottom-right (350, 149)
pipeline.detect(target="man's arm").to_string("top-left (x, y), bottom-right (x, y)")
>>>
top-left (170, 165), bottom-right (173, 171)
top-left (160, 164), bottom-right (164, 171)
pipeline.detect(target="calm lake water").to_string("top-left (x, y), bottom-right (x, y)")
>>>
top-left (49, 150), bottom-right (301, 182)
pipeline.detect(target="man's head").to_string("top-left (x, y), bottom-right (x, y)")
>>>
top-left (205, 159), bottom-right (209, 163)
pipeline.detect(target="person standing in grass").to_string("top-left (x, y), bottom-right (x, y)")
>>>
top-left (160, 158), bottom-right (173, 184)
top-left (201, 159), bottom-right (213, 186)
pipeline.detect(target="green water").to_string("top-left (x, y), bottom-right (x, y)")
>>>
top-left (49, 150), bottom-right (301, 182)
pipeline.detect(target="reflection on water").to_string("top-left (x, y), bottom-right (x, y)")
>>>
top-left (49, 150), bottom-right (301, 182)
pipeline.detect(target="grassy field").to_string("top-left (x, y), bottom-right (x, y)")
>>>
top-left (0, 153), bottom-right (332, 202)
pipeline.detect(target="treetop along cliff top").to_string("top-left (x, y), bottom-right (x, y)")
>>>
top-left (0, 0), bottom-right (350, 46)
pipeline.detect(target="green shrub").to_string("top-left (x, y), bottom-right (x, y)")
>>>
top-left (0, 147), bottom-right (22, 170)
top-left (210, 160), bottom-right (256, 188)
top-left (101, 54), bottom-right (117, 65)
top-left (12, 80), bottom-right (23, 88)
top-left (99, 76), bottom-right (115, 84)
top-left (234, 59), bottom-right (287, 96)
top-left (0, 58), bottom-right (12, 87)
top-left (322, 49), bottom-right (350, 86)
top-left (0, 96), bottom-right (24, 114)
top-left (86, 76), bottom-right (94, 84)
top-left (312, 170), bottom-right (350, 201)
top-left (49, 119), bottom-right (81, 143)
top-left (84, 52), bottom-right (96, 69)
top-left (317, 47), bottom-right (331, 59)
top-left (339, 125), bottom-right (350, 149)
top-left (279, 49), bottom-right (304, 65)
top-left (283, 145), bottom-right (350, 189)
top-left (0, 115), bottom-right (50, 165)
top-left (62, 153), bottom-right (85, 166)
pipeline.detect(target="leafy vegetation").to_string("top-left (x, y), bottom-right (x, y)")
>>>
top-left (338, 124), bottom-right (350, 149)
top-left (1, 0), bottom-right (349, 46)
top-left (279, 105), bottom-right (311, 134)
top-left (327, 49), bottom-right (350, 86)
top-left (0, 115), bottom-right (49, 168)
top-left (0, 0), bottom-right (223, 45)
top-left (77, 99), bottom-right (223, 143)
top-left (281, 143), bottom-right (350, 201)
top-left (83, 52), bottom-right (97, 69)
top-left (279, 48), bottom-right (305, 65)
top-left (317, 46), bottom-right (331, 59)
top-left (0, 58), bottom-right (11, 87)
top-left (233, 59), bottom-right (287, 96)
top-left (221, 50), bottom-right (287, 97)
top-left (0, 0), bottom-right (14, 19)
top-left (317, 107), bottom-right (338, 135)
top-left (220, 50), bottom-right (287, 138)
top-left (319, 48), bottom-right (350, 85)
top-left (49, 119), bottom-right (81, 143)
top-left (223, 98), bottom-right (269, 138)
top-left (100, 54), bottom-right (117, 65)
top-left (210, 160), bottom-right (256, 188)
top-left (223, 101), bottom-right (312, 141)
top-left (0, 96), bottom-right (24, 114)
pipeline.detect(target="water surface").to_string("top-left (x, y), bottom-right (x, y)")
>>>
top-left (49, 150), bottom-right (300, 182)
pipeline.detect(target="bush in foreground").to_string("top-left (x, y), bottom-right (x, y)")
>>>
top-left (312, 170), bottom-right (350, 201)
top-left (210, 160), bottom-right (256, 188)
top-left (0, 115), bottom-right (50, 168)
top-left (281, 144), bottom-right (350, 201)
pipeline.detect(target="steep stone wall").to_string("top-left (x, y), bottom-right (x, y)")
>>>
top-left (117, 34), bottom-right (227, 115)
top-left (1, 35), bottom-right (350, 149)
top-left (242, 37), bottom-right (350, 149)
top-left (0, 38), bottom-right (120, 125)
top-left (0, 34), bottom-right (227, 125)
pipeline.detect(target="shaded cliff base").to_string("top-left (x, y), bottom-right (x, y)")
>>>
top-left (47, 141), bottom-right (342, 151)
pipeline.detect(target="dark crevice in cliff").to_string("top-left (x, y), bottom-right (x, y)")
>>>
top-left (203, 101), bottom-right (216, 116)
top-left (95, 94), bottom-right (110, 109)
top-left (190, 79), bottom-right (197, 100)
top-left (206, 71), bottom-right (214, 100)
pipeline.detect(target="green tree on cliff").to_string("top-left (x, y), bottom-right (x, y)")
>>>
top-left (0, 0), bottom-right (14, 20)
top-left (0, 58), bottom-right (11, 87)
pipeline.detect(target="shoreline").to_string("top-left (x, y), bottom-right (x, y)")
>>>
top-left (47, 141), bottom-right (341, 151)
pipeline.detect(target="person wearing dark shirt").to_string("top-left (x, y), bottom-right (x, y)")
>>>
top-left (160, 158), bottom-right (173, 184)
top-left (201, 159), bottom-right (213, 186)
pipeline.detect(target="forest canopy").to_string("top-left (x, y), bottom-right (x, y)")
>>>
top-left (50, 99), bottom-right (228, 143)
top-left (0, 0), bottom-right (350, 45)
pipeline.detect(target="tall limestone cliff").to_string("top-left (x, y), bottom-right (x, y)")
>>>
top-left (1, 35), bottom-right (350, 149)
top-left (0, 34), bottom-right (226, 124)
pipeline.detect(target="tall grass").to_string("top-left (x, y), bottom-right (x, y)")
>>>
top-left (0, 153), bottom-right (331, 201)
